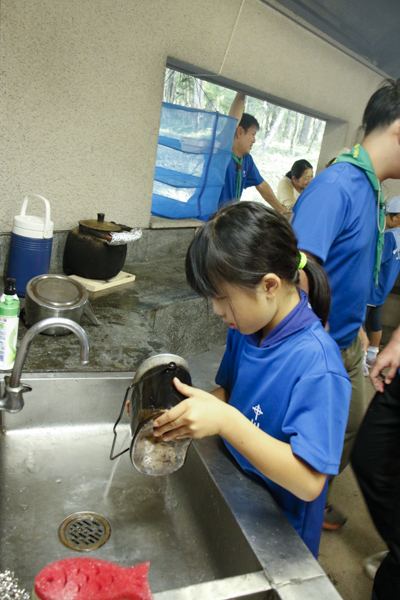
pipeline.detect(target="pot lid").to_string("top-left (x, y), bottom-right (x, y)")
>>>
top-left (26, 275), bottom-right (88, 308)
top-left (78, 213), bottom-right (121, 232)
top-left (133, 354), bottom-right (190, 385)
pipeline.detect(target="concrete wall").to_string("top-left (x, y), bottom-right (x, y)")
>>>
top-left (2, 0), bottom-right (400, 234)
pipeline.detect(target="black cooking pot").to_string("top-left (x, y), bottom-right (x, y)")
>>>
top-left (63, 213), bottom-right (128, 280)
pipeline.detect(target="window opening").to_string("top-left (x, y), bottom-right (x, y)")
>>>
top-left (152, 68), bottom-right (326, 218)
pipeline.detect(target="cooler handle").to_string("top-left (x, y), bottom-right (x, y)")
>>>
top-left (20, 194), bottom-right (52, 238)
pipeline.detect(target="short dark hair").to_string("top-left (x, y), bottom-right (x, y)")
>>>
top-left (362, 78), bottom-right (400, 136)
top-left (238, 113), bottom-right (260, 132)
top-left (185, 202), bottom-right (331, 325)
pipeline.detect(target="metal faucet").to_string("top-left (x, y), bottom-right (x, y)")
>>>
top-left (0, 317), bottom-right (90, 413)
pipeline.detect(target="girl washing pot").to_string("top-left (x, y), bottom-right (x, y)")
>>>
top-left (153, 202), bottom-right (351, 557)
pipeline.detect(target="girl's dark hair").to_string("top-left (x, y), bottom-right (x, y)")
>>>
top-left (285, 159), bottom-right (313, 180)
top-left (186, 202), bottom-right (330, 325)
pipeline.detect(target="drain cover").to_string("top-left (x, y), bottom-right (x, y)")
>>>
top-left (58, 512), bottom-right (111, 552)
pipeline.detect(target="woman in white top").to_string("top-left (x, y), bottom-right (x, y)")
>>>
top-left (277, 160), bottom-right (313, 210)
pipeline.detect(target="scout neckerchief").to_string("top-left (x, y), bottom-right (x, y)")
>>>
top-left (232, 152), bottom-right (243, 201)
top-left (335, 144), bottom-right (385, 287)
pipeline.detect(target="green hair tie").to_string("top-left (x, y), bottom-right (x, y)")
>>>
top-left (297, 252), bottom-right (307, 270)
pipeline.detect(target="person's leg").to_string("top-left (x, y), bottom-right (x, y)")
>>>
top-left (374, 535), bottom-right (400, 600)
top-left (369, 330), bottom-right (382, 348)
top-left (324, 334), bottom-right (366, 529)
top-left (352, 374), bottom-right (400, 600)
top-left (339, 333), bottom-right (366, 472)
top-left (363, 307), bottom-right (372, 376)
top-left (366, 305), bottom-right (383, 368)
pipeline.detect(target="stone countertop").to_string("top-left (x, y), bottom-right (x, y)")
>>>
top-left (10, 259), bottom-right (210, 373)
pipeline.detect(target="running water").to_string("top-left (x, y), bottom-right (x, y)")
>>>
top-left (104, 431), bottom-right (130, 499)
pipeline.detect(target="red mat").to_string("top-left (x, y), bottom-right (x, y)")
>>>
top-left (34, 558), bottom-right (153, 600)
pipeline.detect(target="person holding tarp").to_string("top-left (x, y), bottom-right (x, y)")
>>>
top-left (219, 93), bottom-right (289, 214)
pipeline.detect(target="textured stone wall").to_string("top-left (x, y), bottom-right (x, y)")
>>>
top-left (2, 0), bottom-right (399, 235)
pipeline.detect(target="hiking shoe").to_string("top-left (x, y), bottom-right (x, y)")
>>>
top-left (363, 551), bottom-right (389, 580)
top-left (323, 503), bottom-right (347, 530)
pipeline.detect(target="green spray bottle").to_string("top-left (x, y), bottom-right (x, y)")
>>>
top-left (0, 293), bottom-right (20, 370)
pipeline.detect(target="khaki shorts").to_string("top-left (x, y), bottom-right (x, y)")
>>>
top-left (339, 333), bottom-right (366, 472)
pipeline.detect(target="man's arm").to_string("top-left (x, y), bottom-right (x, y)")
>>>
top-left (229, 92), bottom-right (245, 124)
top-left (256, 180), bottom-right (291, 214)
top-left (218, 92), bottom-right (245, 149)
top-left (370, 325), bottom-right (400, 391)
top-left (277, 178), bottom-right (296, 209)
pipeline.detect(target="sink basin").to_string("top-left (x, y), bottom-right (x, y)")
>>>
top-left (0, 370), bottom-right (343, 600)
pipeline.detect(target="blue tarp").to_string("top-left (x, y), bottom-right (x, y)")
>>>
top-left (151, 102), bottom-right (237, 220)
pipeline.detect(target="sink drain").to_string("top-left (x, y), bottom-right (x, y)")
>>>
top-left (58, 512), bottom-right (111, 552)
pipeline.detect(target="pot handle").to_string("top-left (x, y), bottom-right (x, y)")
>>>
top-left (84, 301), bottom-right (101, 326)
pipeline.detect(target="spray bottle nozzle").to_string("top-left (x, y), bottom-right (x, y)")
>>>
top-left (4, 278), bottom-right (17, 296)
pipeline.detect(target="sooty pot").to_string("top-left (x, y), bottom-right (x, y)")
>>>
top-left (111, 354), bottom-right (193, 477)
top-left (63, 213), bottom-right (128, 280)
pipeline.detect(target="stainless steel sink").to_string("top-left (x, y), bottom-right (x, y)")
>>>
top-left (0, 370), bottom-right (343, 600)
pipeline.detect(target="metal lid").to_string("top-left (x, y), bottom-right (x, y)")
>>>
top-left (133, 353), bottom-right (190, 385)
top-left (26, 275), bottom-right (88, 308)
top-left (78, 213), bottom-right (121, 232)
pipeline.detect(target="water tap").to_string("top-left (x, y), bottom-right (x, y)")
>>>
top-left (0, 317), bottom-right (90, 413)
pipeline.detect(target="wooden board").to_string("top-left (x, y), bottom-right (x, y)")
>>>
top-left (69, 271), bottom-right (136, 292)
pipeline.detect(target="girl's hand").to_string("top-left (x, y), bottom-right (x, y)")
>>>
top-left (152, 378), bottom-right (228, 441)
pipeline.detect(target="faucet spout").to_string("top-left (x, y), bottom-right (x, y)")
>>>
top-left (0, 317), bottom-right (90, 413)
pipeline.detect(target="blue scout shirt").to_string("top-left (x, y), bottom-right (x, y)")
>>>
top-left (292, 162), bottom-right (377, 350)
top-left (218, 154), bottom-right (264, 208)
top-left (216, 292), bottom-right (351, 558)
top-left (369, 228), bottom-right (400, 307)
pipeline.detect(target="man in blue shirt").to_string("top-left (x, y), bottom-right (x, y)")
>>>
top-left (292, 78), bottom-right (400, 531)
top-left (219, 93), bottom-right (289, 214)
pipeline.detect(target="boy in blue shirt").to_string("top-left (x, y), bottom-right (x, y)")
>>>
top-left (292, 78), bottom-right (400, 530)
top-left (219, 93), bottom-right (289, 214)
top-left (364, 195), bottom-right (400, 370)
